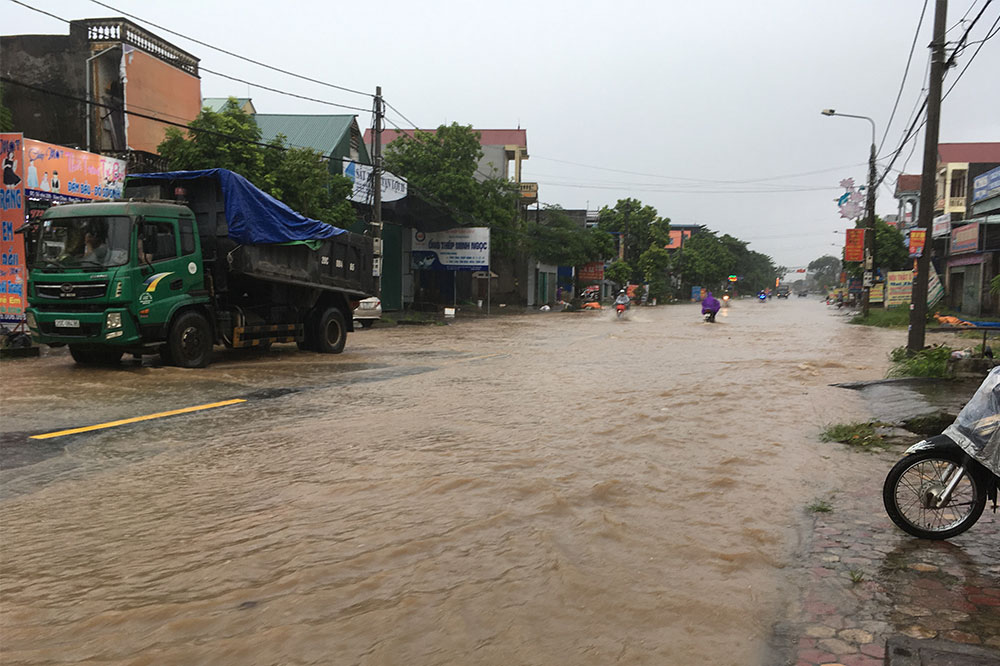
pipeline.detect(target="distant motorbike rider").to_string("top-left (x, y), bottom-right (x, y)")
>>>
top-left (702, 291), bottom-right (721, 322)
top-left (614, 289), bottom-right (631, 307)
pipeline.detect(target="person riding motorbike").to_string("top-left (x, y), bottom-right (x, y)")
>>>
top-left (701, 291), bottom-right (721, 322)
top-left (614, 289), bottom-right (630, 317)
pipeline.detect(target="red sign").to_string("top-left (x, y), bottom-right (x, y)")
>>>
top-left (844, 228), bottom-right (865, 262)
top-left (1, 133), bottom-right (26, 323)
top-left (578, 261), bottom-right (604, 281)
top-left (951, 222), bottom-right (979, 254)
top-left (908, 229), bottom-right (926, 258)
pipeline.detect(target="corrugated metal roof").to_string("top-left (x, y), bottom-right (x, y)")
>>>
top-left (254, 114), bottom-right (357, 155)
top-left (363, 128), bottom-right (528, 149)
top-left (938, 142), bottom-right (1000, 164)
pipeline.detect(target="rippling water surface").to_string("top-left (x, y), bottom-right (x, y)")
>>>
top-left (1, 300), bottom-right (907, 664)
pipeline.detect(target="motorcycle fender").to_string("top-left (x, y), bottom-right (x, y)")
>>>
top-left (903, 434), bottom-right (959, 456)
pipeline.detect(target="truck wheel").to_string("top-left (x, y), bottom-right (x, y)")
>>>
top-left (169, 311), bottom-right (213, 368)
top-left (69, 345), bottom-right (124, 366)
top-left (316, 307), bottom-right (347, 354)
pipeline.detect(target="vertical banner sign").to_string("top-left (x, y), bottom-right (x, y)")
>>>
top-left (927, 266), bottom-right (944, 309)
top-left (908, 229), bottom-right (927, 258)
top-left (869, 283), bottom-right (885, 304)
top-left (844, 228), bottom-right (865, 262)
top-left (1, 133), bottom-right (26, 323)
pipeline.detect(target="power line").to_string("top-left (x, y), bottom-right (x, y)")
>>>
top-left (879, 0), bottom-right (929, 153)
top-left (7, 0), bottom-right (371, 114)
top-left (86, 0), bottom-right (372, 98)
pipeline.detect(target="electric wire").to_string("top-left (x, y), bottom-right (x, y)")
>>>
top-left (8, 0), bottom-right (369, 112)
top-left (85, 0), bottom-right (372, 98)
top-left (879, 0), bottom-right (929, 154)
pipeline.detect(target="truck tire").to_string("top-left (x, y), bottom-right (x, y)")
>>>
top-left (168, 311), bottom-right (213, 368)
top-left (69, 345), bottom-right (124, 366)
top-left (316, 307), bottom-right (347, 354)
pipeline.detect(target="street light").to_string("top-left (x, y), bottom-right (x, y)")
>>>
top-left (822, 109), bottom-right (878, 317)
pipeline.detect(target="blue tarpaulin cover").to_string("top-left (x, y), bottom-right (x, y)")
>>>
top-left (129, 169), bottom-right (346, 245)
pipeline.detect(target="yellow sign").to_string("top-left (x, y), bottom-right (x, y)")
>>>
top-left (886, 270), bottom-right (913, 307)
top-left (870, 283), bottom-right (884, 304)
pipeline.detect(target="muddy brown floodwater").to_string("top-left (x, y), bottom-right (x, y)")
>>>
top-left (1, 299), bottom-right (913, 664)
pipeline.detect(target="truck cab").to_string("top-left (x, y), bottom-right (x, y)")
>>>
top-left (25, 200), bottom-right (208, 364)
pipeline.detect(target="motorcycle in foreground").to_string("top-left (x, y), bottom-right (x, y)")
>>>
top-left (883, 367), bottom-right (1000, 539)
top-left (615, 303), bottom-right (627, 318)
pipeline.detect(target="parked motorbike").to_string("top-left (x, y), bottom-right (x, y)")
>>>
top-left (883, 368), bottom-right (1000, 539)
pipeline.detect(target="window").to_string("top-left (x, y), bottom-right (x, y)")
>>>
top-left (179, 217), bottom-right (196, 255)
top-left (950, 170), bottom-right (967, 198)
top-left (140, 221), bottom-right (177, 262)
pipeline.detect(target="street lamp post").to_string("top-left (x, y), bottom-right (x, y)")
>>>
top-left (822, 109), bottom-right (877, 317)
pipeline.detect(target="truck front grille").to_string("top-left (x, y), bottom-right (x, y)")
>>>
top-left (35, 282), bottom-right (109, 300)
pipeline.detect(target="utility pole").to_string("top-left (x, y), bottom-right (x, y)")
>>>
top-left (908, 0), bottom-right (947, 353)
top-left (372, 86), bottom-right (383, 297)
top-left (862, 140), bottom-right (877, 317)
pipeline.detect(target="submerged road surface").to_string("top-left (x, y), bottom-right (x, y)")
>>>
top-left (1, 299), bottom-right (905, 664)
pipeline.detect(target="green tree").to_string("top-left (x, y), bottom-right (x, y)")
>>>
top-left (676, 229), bottom-right (736, 291)
top-left (0, 84), bottom-right (12, 132)
top-left (808, 255), bottom-right (841, 290)
top-left (638, 245), bottom-right (671, 298)
top-left (156, 98), bottom-right (355, 226)
top-left (527, 206), bottom-right (614, 267)
top-left (605, 260), bottom-right (633, 287)
top-left (597, 198), bottom-right (670, 282)
top-left (384, 122), bottom-right (521, 258)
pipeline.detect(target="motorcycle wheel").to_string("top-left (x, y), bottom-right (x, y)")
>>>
top-left (882, 449), bottom-right (987, 540)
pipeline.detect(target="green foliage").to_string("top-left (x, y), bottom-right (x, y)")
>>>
top-left (526, 206), bottom-right (612, 267)
top-left (887, 345), bottom-right (953, 378)
top-left (638, 244), bottom-right (671, 299)
top-left (604, 260), bottom-right (633, 287)
top-left (820, 422), bottom-right (886, 450)
top-left (991, 274), bottom-right (1000, 296)
top-left (808, 255), bottom-right (841, 290)
top-left (0, 84), bottom-right (13, 132)
top-left (844, 217), bottom-right (910, 278)
top-left (598, 198), bottom-right (670, 282)
top-left (849, 308), bottom-right (913, 328)
top-left (676, 229), bottom-right (735, 290)
top-left (806, 499), bottom-right (833, 513)
top-left (156, 98), bottom-right (354, 226)
top-left (384, 122), bottom-right (521, 259)
top-left (848, 570), bottom-right (866, 584)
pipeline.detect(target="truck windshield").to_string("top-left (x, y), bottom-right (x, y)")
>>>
top-left (36, 217), bottom-right (131, 269)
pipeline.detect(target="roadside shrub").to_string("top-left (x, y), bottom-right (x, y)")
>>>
top-left (886, 345), bottom-right (952, 378)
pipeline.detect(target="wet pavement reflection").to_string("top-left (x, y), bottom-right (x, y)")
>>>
top-left (0, 299), bottom-right (981, 664)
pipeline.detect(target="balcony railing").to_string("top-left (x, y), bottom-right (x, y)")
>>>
top-left (77, 18), bottom-right (199, 77)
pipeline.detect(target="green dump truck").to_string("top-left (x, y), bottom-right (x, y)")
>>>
top-left (25, 169), bottom-right (374, 367)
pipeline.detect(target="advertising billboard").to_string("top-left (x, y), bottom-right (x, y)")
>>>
top-left (844, 228), bottom-right (865, 262)
top-left (1, 133), bottom-right (26, 322)
top-left (951, 222), bottom-right (979, 255)
top-left (972, 165), bottom-right (1000, 204)
top-left (122, 46), bottom-right (202, 153)
top-left (411, 227), bottom-right (490, 271)
top-left (932, 213), bottom-right (951, 238)
top-left (343, 161), bottom-right (407, 203)
top-left (23, 139), bottom-right (127, 203)
top-left (886, 271), bottom-right (913, 307)
top-left (577, 261), bottom-right (604, 281)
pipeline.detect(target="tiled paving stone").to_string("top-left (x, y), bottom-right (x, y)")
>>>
top-left (770, 447), bottom-right (999, 666)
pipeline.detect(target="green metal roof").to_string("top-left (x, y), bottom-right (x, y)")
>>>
top-left (253, 114), bottom-right (363, 159)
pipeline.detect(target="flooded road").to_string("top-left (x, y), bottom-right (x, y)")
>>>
top-left (2, 299), bottom-right (911, 664)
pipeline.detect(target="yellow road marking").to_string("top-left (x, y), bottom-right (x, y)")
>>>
top-left (30, 399), bottom-right (247, 440)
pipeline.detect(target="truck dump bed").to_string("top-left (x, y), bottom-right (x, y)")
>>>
top-left (125, 170), bottom-right (374, 298)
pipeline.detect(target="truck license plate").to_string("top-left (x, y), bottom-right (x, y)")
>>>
top-left (55, 319), bottom-right (80, 328)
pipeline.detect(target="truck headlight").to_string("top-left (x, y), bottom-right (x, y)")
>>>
top-left (106, 312), bottom-right (122, 329)
top-left (26, 311), bottom-right (36, 329)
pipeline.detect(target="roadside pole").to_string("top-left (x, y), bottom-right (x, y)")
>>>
top-left (862, 140), bottom-right (876, 317)
top-left (908, 0), bottom-right (947, 353)
top-left (372, 86), bottom-right (383, 298)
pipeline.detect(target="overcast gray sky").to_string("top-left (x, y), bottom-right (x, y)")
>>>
top-left (8, 0), bottom-right (1000, 267)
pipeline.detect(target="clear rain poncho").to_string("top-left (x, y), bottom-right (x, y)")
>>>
top-left (944, 366), bottom-right (1000, 477)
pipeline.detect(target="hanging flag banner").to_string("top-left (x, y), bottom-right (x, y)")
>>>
top-left (908, 229), bottom-right (927, 258)
top-left (1, 132), bottom-right (26, 323)
top-left (844, 228), bottom-right (865, 262)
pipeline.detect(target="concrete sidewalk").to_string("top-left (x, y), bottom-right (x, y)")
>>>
top-left (770, 379), bottom-right (1000, 666)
